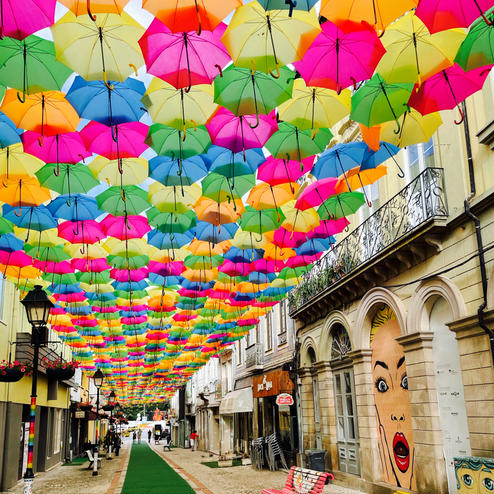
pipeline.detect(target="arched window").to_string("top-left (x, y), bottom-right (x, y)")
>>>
top-left (330, 324), bottom-right (352, 360)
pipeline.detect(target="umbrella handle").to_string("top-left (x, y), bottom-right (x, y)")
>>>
top-left (14, 206), bottom-right (22, 217)
top-left (38, 136), bottom-right (44, 147)
top-left (16, 90), bottom-right (26, 103)
top-left (190, 119), bottom-right (198, 131)
top-left (182, 126), bottom-right (187, 141)
top-left (111, 125), bottom-right (118, 143)
top-left (53, 163), bottom-right (60, 177)
top-left (214, 64), bottom-right (223, 77)
top-left (454, 105), bottom-right (465, 125)
top-left (393, 119), bottom-right (401, 135)
top-left (480, 11), bottom-right (494, 26)
top-left (78, 154), bottom-right (86, 164)
top-left (350, 77), bottom-right (357, 91)
top-left (103, 72), bottom-right (114, 91)
top-left (311, 127), bottom-right (319, 140)
top-left (248, 113), bottom-right (260, 129)
top-left (129, 63), bottom-right (138, 77)
top-left (87, 0), bottom-right (96, 21)
top-left (118, 158), bottom-right (123, 174)
top-left (336, 83), bottom-right (342, 95)
top-left (269, 64), bottom-right (280, 79)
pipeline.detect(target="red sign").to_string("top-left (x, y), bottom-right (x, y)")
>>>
top-left (276, 393), bottom-right (294, 406)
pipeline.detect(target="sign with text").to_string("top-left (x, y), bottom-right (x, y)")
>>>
top-left (253, 370), bottom-right (294, 398)
top-left (74, 410), bottom-right (85, 419)
top-left (276, 393), bottom-right (294, 406)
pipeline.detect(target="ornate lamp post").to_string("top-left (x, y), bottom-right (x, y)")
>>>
top-left (92, 369), bottom-right (104, 476)
top-left (106, 391), bottom-right (116, 460)
top-left (21, 285), bottom-right (54, 494)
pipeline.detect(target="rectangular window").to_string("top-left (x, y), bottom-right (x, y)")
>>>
top-left (52, 409), bottom-right (62, 454)
top-left (279, 301), bottom-right (287, 334)
top-left (266, 313), bottom-right (273, 351)
top-left (404, 138), bottom-right (436, 182)
top-left (237, 341), bottom-right (242, 365)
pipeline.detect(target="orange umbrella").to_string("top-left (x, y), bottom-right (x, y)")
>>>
top-left (58, 0), bottom-right (129, 16)
top-left (187, 239), bottom-right (227, 256)
top-left (0, 90), bottom-right (80, 141)
top-left (0, 175), bottom-right (51, 215)
top-left (263, 242), bottom-right (295, 262)
top-left (247, 182), bottom-right (299, 210)
top-left (335, 164), bottom-right (388, 197)
top-left (194, 197), bottom-right (244, 225)
top-left (320, 0), bottom-right (419, 34)
top-left (182, 268), bottom-right (218, 283)
top-left (142, 0), bottom-right (241, 34)
top-left (2, 265), bottom-right (41, 280)
top-left (359, 123), bottom-right (381, 151)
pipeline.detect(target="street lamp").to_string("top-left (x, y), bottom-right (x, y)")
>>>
top-left (92, 369), bottom-right (104, 476)
top-left (106, 391), bottom-right (116, 460)
top-left (20, 285), bottom-right (54, 494)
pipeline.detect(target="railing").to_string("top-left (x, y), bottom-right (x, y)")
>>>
top-left (288, 167), bottom-right (448, 313)
top-left (245, 343), bottom-right (264, 369)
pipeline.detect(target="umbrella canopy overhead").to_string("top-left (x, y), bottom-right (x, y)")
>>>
top-left (0, 0), bottom-right (489, 404)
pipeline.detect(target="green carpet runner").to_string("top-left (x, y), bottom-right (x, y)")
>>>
top-left (121, 443), bottom-right (195, 494)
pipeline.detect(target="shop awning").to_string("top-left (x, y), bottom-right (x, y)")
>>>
top-left (219, 387), bottom-right (253, 415)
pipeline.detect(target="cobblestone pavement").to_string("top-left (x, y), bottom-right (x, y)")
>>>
top-left (4, 444), bottom-right (130, 494)
top-left (148, 443), bottom-right (364, 494)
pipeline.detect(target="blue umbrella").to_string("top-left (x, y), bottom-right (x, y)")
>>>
top-left (312, 142), bottom-right (369, 185)
top-left (47, 194), bottom-right (103, 221)
top-left (224, 246), bottom-right (264, 263)
top-left (3, 204), bottom-right (57, 241)
top-left (112, 280), bottom-right (149, 292)
top-left (295, 237), bottom-right (334, 256)
top-left (248, 272), bottom-right (275, 284)
top-left (66, 76), bottom-right (146, 126)
top-left (147, 230), bottom-right (193, 250)
top-left (0, 233), bottom-right (23, 252)
top-left (203, 146), bottom-right (265, 178)
top-left (148, 272), bottom-right (183, 287)
top-left (193, 221), bottom-right (238, 243)
top-left (257, 0), bottom-right (318, 16)
top-left (181, 279), bottom-right (214, 291)
top-left (149, 154), bottom-right (208, 187)
top-left (0, 111), bottom-right (22, 148)
top-left (360, 141), bottom-right (403, 177)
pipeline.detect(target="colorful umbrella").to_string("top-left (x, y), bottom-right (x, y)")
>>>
top-left (0, 0), bottom-right (56, 40)
top-left (59, 0), bottom-right (130, 17)
top-left (317, 191), bottom-right (366, 219)
top-left (0, 175), bottom-right (51, 214)
top-left (36, 162), bottom-right (99, 197)
top-left (22, 131), bottom-right (90, 164)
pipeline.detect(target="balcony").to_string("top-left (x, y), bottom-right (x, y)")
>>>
top-left (245, 343), bottom-right (264, 370)
top-left (289, 167), bottom-right (448, 323)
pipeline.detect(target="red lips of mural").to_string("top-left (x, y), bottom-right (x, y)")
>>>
top-left (393, 432), bottom-right (410, 472)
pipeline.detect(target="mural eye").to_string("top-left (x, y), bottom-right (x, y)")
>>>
top-left (401, 374), bottom-right (408, 390)
top-left (462, 474), bottom-right (473, 486)
top-left (375, 378), bottom-right (388, 393)
top-left (483, 477), bottom-right (494, 491)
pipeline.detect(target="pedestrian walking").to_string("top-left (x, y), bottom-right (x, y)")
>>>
top-left (137, 429), bottom-right (142, 443)
top-left (148, 429), bottom-right (152, 443)
top-left (114, 434), bottom-right (122, 457)
top-left (190, 430), bottom-right (198, 451)
top-left (132, 431), bottom-right (136, 443)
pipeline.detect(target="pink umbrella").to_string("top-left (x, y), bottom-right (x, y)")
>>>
top-left (139, 19), bottom-right (230, 90)
top-left (58, 220), bottom-right (105, 244)
top-left (206, 108), bottom-right (278, 154)
top-left (270, 227), bottom-right (306, 249)
top-left (408, 64), bottom-right (493, 123)
top-left (0, 0), bottom-right (56, 39)
top-left (218, 260), bottom-right (251, 276)
top-left (415, 0), bottom-right (494, 33)
top-left (257, 156), bottom-right (314, 188)
top-left (148, 260), bottom-right (184, 277)
top-left (54, 292), bottom-right (87, 303)
top-left (295, 177), bottom-right (339, 210)
top-left (251, 258), bottom-right (284, 274)
top-left (285, 253), bottom-right (321, 268)
top-left (80, 121), bottom-right (149, 159)
top-left (100, 214), bottom-right (151, 240)
top-left (0, 249), bottom-right (33, 268)
top-left (111, 268), bottom-right (149, 282)
top-left (34, 259), bottom-right (74, 274)
top-left (307, 218), bottom-right (350, 238)
top-left (71, 257), bottom-right (110, 272)
top-left (22, 131), bottom-right (90, 164)
top-left (294, 20), bottom-right (385, 92)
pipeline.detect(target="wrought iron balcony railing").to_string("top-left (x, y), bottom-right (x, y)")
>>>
top-left (245, 343), bottom-right (264, 369)
top-left (288, 167), bottom-right (448, 313)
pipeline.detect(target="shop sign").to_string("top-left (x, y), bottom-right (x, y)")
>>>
top-left (276, 393), bottom-right (294, 406)
top-left (253, 370), bottom-right (294, 398)
top-left (74, 410), bottom-right (85, 419)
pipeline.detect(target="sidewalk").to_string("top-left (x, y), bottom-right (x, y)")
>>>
top-left (4, 444), bottom-right (130, 494)
top-left (148, 443), bottom-right (364, 494)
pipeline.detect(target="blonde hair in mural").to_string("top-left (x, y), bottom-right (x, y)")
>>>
top-left (370, 305), bottom-right (416, 490)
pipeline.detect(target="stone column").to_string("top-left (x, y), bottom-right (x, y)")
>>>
top-left (396, 331), bottom-right (448, 494)
top-left (298, 367), bottom-right (315, 452)
top-left (314, 361), bottom-right (337, 470)
top-left (448, 311), bottom-right (494, 457)
top-left (349, 349), bottom-right (381, 484)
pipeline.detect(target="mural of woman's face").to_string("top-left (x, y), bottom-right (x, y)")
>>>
top-left (371, 319), bottom-right (416, 489)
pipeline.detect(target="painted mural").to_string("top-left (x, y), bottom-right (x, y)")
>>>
top-left (455, 456), bottom-right (494, 494)
top-left (370, 306), bottom-right (416, 490)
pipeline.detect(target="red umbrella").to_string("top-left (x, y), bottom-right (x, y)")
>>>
top-left (139, 19), bottom-right (231, 90)
top-left (408, 64), bottom-right (493, 123)
top-left (0, 0), bottom-right (56, 39)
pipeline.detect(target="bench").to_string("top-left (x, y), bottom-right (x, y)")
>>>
top-left (85, 450), bottom-right (102, 470)
top-left (262, 466), bottom-right (334, 494)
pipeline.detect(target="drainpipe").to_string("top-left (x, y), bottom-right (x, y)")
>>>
top-left (461, 101), bottom-right (494, 365)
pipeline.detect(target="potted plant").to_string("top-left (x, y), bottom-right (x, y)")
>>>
top-left (0, 360), bottom-right (32, 382)
top-left (43, 357), bottom-right (79, 381)
top-left (80, 402), bottom-right (93, 411)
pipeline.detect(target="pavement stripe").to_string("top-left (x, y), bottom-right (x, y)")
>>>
top-left (106, 446), bottom-right (131, 494)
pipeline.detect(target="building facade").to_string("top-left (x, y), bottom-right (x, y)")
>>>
top-left (288, 75), bottom-right (494, 493)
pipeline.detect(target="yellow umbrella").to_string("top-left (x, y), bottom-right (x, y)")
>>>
top-left (16, 228), bottom-right (64, 248)
top-left (89, 156), bottom-right (148, 186)
top-left (277, 79), bottom-right (351, 130)
top-left (64, 243), bottom-right (108, 259)
top-left (280, 200), bottom-right (320, 233)
top-left (0, 144), bottom-right (44, 178)
top-left (52, 11), bottom-right (145, 84)
top-left (145, 78), bottom-right (218, 130)
top-left (379, 108), bottom-right (442, 147)
top-left (222, 1), bottom-right (320, 76)
top-left (149, 182), bottom-right (201, 214)
top-left (231, 229), bottom-right (268, 249)
top-left (376, 12), bottom-right (466, 85)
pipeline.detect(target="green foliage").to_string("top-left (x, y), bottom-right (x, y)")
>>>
top-left (121, 401), bottom-right (169, 421)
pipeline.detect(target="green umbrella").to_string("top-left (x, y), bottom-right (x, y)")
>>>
top-left (77, 271), bottom-right (112, 285)
top-left (277, 265), bottom-right (308, 279)
top-left (0, 35), bottom-right (72, 100)
top-left (201, 172), bottom-right (255, 203)
top-left (238, 206), bottom-right (285, 234)
top-left (265, 122), bottom-right (333, 161)
top-left (350, 73), bottom-right (413, 133)
top-left (96, 185), bottom-right (150, 216)
top-left (107, 254), bottom-right (149, 270)
top-left (36, 163), bottom-right (99, 200)
top-left (0, 216), bottom-right (13, 235)
top-left (455, 8), bottom-right (494, 71)
top-left (42, 272), bottom-right (78, 285)
top-left (317, 191), bottom-right (365, 220)
top-left (146, 208), bottom-right (196, 234)
top-left (213, 65), bottom-right (294, 122)
top-left (145, 124), bottom-right (211, 159)
top-left (25, 245), bottom-right (70, 263)
top-left (183, 254), bottom-right (224, 270)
